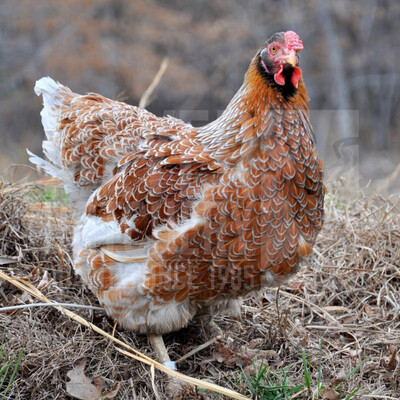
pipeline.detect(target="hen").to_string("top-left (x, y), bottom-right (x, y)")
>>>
top-left (29, 31), bottom-right (325, 367)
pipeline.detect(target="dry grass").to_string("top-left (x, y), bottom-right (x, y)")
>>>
top-left (0, 175), bottom-right (399, 399)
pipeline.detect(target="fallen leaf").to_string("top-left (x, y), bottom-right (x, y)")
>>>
top-left (66, 360), bottom-right (104, 400)
top-left (388, 346), bottom-right (398, 371)
top-left (102, 382), bottom-right (121, 399)
top-left (299, 333), bottom-right (309, 347)
top-left (381, 345), bottom-right (398, 371)
top-left (322, 388), bottom-right (340, 400)
top-left (212, 343), bottom-right (251, 368)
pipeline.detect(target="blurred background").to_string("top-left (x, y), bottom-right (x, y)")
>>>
top-left (0, 0), bottom-right (399, 189)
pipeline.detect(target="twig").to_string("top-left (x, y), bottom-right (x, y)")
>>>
top-left (320, 266), bottom-right (376, 272)
top-left (176, 335), bottom-right (222, 363)
top-left (304, 325), bottom-right (399, 335)
top-left (0, 303), bottom-right (104, 312)
top-left (275, 289), bottom-right (341, 325)
top-left (0, 270), bottom-right (249, 400)
top-left (150, 364), bottom-right (162, 400)
top-left (139, 58), bottom-right (169, 109)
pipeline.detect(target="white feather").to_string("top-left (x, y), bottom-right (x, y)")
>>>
top-left (29, 78), bottom-right (67, 185)
top-left (80, 215), bottom-right (132, 248)
top-left (26, 149), bottom-right (61, 178)
top-left (34, 77), bottom-right (63, 141)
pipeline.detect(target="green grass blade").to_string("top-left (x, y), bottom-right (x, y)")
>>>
top-left (335, 358), bottom-right (367, 391)
top-left (344, 359), bottom-right (367, 380)
top-left (317, 339), bottom-right (323, 393)
top-left (302, 349), bottom-right (311, 391)
top-left (0, 348), bottom-right (24, 400)
top-left (0, 363), bottom-right (11, 392)
top-left (345, 386), bottom-right (361, 399)
top-left (0, 365), bottom-right (9, 376)
top-left (286, 383), bottom-right (306, 396)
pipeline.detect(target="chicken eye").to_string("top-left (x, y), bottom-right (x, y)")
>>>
top-left (270, 46), bottom-right (277, 54)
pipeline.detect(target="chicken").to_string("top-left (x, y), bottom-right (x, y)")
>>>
top-left (29, 31), bottom-right (325, 368)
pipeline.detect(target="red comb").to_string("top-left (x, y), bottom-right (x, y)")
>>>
top-left (285, 31), bottom-right (303, 51)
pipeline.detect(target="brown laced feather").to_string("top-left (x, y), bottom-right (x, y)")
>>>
top-left (34, 33), bottom-right (325, 333)
top-left (141, 57), bottom-right (324, 304)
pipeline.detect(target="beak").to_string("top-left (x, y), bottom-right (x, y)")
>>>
top-left (282, 52), bottom-right (297, 67)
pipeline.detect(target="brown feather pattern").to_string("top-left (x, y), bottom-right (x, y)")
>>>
top-left (33, 32), bottom-right (325, 334)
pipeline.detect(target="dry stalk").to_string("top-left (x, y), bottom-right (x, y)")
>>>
top-left (0, 270), bottom-right (249, 400)
top-left (139, 58), bottom-right (169, 109)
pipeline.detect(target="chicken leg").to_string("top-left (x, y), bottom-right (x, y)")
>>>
top-left (148, 334), bottom-right (177, 370)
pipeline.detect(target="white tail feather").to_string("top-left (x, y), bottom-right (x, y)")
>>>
top-left (34, 77), bottom-right (63, 140)
top-left (33, 77), bottom-right (64, 163)
top-left (29, 77), bottom-right (92, 209)
top-left (26, 149), bottom-right (62, 179)
top-left (29, 77), bottom-right (65, 180)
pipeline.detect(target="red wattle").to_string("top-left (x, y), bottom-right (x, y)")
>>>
top-left (274, 65), bottom-right (302, 87)
top-left (274, 64), bottom-right (285, 86)
top-left (291, 66), bottom-right (302, 88)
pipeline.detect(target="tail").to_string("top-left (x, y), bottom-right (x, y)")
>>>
top-left (29, 77), bottom-right (142, 210)
top-left (28, 77), bottom-right (70, 179)
top-left (29, 77), bottom-right (90, 208)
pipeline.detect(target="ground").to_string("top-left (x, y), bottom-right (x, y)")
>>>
top-left (0, 172), bottom-right (399, 399)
